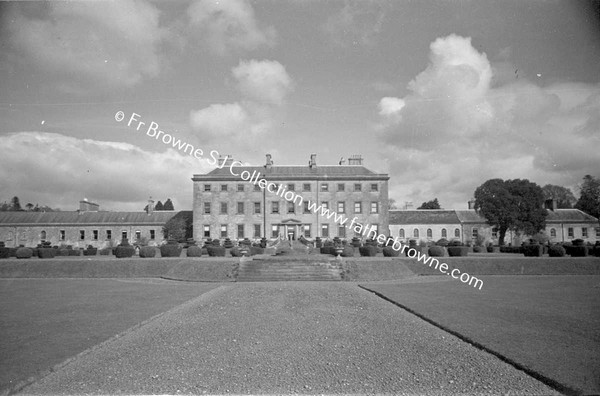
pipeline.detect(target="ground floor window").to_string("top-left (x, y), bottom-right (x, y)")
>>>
top-left (80, 230), bottom-right (85, 240)
top-left (106, 230), bottom-right (112, 240)
top-left (427, 228), bottom-right (432, 239)
top-left (93, 230), bottom-right (99, 240)
top-left (550, 228), bottom-right (556, 238)
top-left (150, 229), bottom-right (155, 240)
top-left (472, 228), bottom-right (478, 239)
top-left (441, 228), bottom-right (447, 238)
top-left (455, 228), bottom-right (460, 238)
top-left (596, 228), bottom-right (600, 238)
top-left (40, 230), bottom-right (47, 240)
top-left (272, 225), bottom-right (279, 238)
top-left (568, 227), bottom-right (574, 238)
top-left (304, 225), bottom-right (311, 238)
top-left (321, 224), bottom-right (329, 238)
top-left (60, 230), bottom-right (65, 241)
top-left (399, 229), bottom-right (405, 238)
top-left (122, 231), bottom-right (127, 240)
top-left (135, 230), bottom-right (141, 241)
top-left (582, 227), bottom-right (588, 238)
top-left (254, 224), bottom-right (261, 238)
top-left (237, 224), bottom-right (244, 239)
top-left (338, 226), bottom-right (346, 238)
top-left (203, 225), bottom-right (210, 238)
top-left (220, 224), bottom-right (227, 238)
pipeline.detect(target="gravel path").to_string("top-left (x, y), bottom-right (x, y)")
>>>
top-left (20, 282), bottom-right (558, 395)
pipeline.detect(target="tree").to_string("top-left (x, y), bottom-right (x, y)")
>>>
top-left (387, 198), bottom-right (398, 210)
top-left (26, 203), bottom-right (34, 211)
top-left (418, 198), bottom-right (441, 209)
top-left (474, 179), bottom-right (547, 245)
top-left (10, 196), bottom-right (22, 211)
top-left (154, 201), bottom-right (164, 211)
top-left (163, 198), bottom-right (175, 211)
top-left (542, 184), bottom-right (576, 208)
top-left (162, 212), bottom-right (192, 242)
top-left (575, 175), bottom-right (600, 219)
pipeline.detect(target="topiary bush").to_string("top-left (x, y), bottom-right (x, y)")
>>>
top-left (69, 249), bottom-right (81, 256)
top-left (250, 246), bottom-right (264, 255)
top-left (500, 246), bottom-right (522, 254)
top-left (594, 245), bottom-right (600, 257)
top-left (83, 245), bottom-right (97, 256)
top-left (359, 246), bottom-right (378, 257)
top-left (447, 246), bottom-right (469, 257)
top-left (16, 247), bottom-right (33, 259)
top-left (351, 237), bottom-right (361, 247)
top-left (212, 239), bottom-right (221, 247)
top-left (223, 238), bottom-right (234, 249)
top-left (570, 246), bottom-right (589, 257)
top-left (207, 246), bottom-right (226, 257)
top-left (320, 246), bottom-right (336, 255)
top-left (160, 243), bottom-right (182, 257)
top-left (428, 246), bottom-right (445, 257)
top-left (230, 247), bottom-right (241, 257)
top-left (0, 246), bottom-right (9, 259)
top-left (523, 244), bottom-right (543, 257)
top-left (436, 238), bottom-right (449, 247)
top-left (99, 247), bottom-right (111, 256)
top-left (115, 238), bottom-right (135, 258)
top-left (187, 246), bottom-right (203, 257)
top-left (404, 246), bottom-right (423, 257)
top-left (38, 247), bottom-right (56, 259)
top-left (548, 245), bottom-right (566, 257)
top-left (473, 246), bottom-right (485, 253)
top-left (340, 246), bottom-right (354, 257)
top-left (382, 246), bottom-right (400, 257)
top-left (572, 239), bottom-right (585, 246)
top-left (139, 246), bottom-right (156, 258)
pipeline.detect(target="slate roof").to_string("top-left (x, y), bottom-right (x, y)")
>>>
top-left (193, 165), bottom-right (388, 181)
top-left (0, 211), bottom-right (185, 226)
top-left (546, 209), bottom-right (599, 224)
top-left (390, 209), bottom-right (598, 225)
top-left (389, 210), bottom-right (461, 225)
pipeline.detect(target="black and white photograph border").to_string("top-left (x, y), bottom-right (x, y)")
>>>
top-left (0, 1), bottom-right (599, 395)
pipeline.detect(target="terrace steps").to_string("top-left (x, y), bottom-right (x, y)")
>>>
top-left (236, 257), bottom-right (343, 282)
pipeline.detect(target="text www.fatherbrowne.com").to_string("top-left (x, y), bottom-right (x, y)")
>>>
top-left (116, 111), bottom-right (483, 290)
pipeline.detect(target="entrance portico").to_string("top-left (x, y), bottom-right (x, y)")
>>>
top-left (277, 219), bottom-right (304, 240)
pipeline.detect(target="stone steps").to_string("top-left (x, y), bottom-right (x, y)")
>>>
top-left (237, 258), bottom-right (343, 282)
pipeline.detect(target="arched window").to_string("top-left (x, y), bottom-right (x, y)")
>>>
top-left (413, 228), bottom-right (419, 238)
top-left (455, 228), bottom-right (460, 238)
top-left (399, 229), bottom-right (405, 238)
top-left (40, 230), bottom-right (46, 241)
top-left (427, 228), bottom-right (432, 238)
top-left (550, 228), bottom-right (556, 237)
top-left (441, 228), bottom-right (447, 238)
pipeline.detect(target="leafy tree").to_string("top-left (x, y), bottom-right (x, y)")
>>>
top-left (154, 200), bottom-right (164, 211)
top-left (162, 212), bottom-right (192, 242)
top-left (387, 198), bottom-right (398, 210)
top-left (10, 196), bottom-right (22, 211)
top-left (575, 175), bottom-right (600, 219)
top-left (163, 198), bottom-right (175, 211)
top-left (418, 198), bottom-right (441, 209)
top-left (474, 179), bottom-right (547, 245)
top-left (26, 203), bottom-right (34, 211)
top-left (542, 184), bottom-right (576, 208)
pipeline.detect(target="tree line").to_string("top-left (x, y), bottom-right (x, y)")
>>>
top-left (0, 196), bottom-right (58, 212)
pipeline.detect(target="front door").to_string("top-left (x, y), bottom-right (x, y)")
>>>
top-left (287, 227), bottom-right (296, 240)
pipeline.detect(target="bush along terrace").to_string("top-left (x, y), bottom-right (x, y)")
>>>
top-left (0, 236), bottom-right (599, 259)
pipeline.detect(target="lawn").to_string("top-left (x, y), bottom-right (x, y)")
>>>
top-left (361, 275), bottom-right (600, 395)
top-left (0, 278), bottom-right (221, 394)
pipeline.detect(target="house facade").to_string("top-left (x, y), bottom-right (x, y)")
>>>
top-left (0, 200), bottom-right (181, 248)
top-left (191, 154), bottom-right (390, 241)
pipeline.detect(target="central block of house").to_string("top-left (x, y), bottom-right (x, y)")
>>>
top-left (191, 154), bottom-right (390, 241)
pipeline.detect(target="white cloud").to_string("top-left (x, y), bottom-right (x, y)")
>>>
top-left (0, 132), bottom-right (213, 211)
top-left (378, 34), bottom-right (600, 209)
top-left (187, 0), bottom-right (276, 55)
top-left (232, 60), bottom-right (295, 105)
top-left (3, 1), bottom-right (169, 93)
top-left (190, 59), bottom-right (293, 147)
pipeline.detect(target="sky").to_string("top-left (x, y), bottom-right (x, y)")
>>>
top-left (1, 0), bottom-right (599, 212)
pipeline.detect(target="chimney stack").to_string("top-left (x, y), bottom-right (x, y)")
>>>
top-left (309, 153), bottom-right (317, 168)
top-left (147, 198), bottom-right (154, 215)
top-left (468, 199), bottom-right (476, 210)
top-left (218, 154), bottom-right (234, 168)
top-left (544, 199), bottom-right (557, 211)
top-left (265, 153), bottom-right (273, 170)
top-left (79, 199), bottom-right (100, 212)
top-left (348, 154), bottom-right (363, 165)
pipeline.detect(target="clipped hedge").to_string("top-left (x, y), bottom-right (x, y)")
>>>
top-left (69, 249), bottom-right (81, 256)
top-left (83, 248), bottom-right (97, 256)
top-left (500, 246), bottom-right (523, 254)
top-left (0, 247), bottom-right (10, 259)
top-left (99, 248), bottom-right (111, 256)
top-left (359, 246), bottom-right (378, 257)
top-left (595, 246), bottom-right (600, 257)
top-left (428, 246), bottom-right (445, 257)
top-left (320, 246), bottom-right (336, 255)
top-left (207, 246), bottom-right (226, 257)
top-left (405, 246), bottom-right (424, 257)
top-left (340, 246), bottom-right (355, 257)
top-left (447, 246), bottom-right (469, 257)
top-left (38, 248), bottom-right (56, 259)
top-left (548, 245), bottom-right (566, 257)
top-left (382, 246), bottom-right (400, 257)
top-left (473, 246), bottom-right (485, 253)
top-left (115, 245), bottom-right (135, 258)
top-left (16, 247), bottom-right (33, 259)
top-left (160, 244), bottom-right (182, 258)
top-left (250, 246), bottom-right (264, 255)
top-left (523, 244), bottom-right (543, 257)
top-left (570, 246), bottom-right (589, 257)
top-left (186, 246), bottom-right (203, 257)
top-left (139, 246), bottom-right (157, 258)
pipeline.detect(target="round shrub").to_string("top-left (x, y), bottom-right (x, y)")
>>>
top-left (38, 248), bottom-right (56, 259)
top-left (382, 246), bottom-right (400, 257)
top-left (207, 246), bottom-right (226, 257)
top-left (428, 246), bottom-right (445, 257)
top-left (187, 246), bottom-right (203, 257)
top-left (447, 246), bottom-right (469, 257)
top-left (351, 237), bottom-right (361, 247)
top-left (139, 246), bottom-right (157, 258)
top-left (99, 248), bottom-right (111, 256)
top-left (160, 244), bottom-right (182, 257)
top-left (223, 238), bottom-right (234, 249)
top-left (211, 239), bottom-right (221, 247)
top-left (359, 246), bottom-right (378, 257)
top-left (436, 238), bottom-right (449, 247)
top-left (548, 245), bottom-right (566, 257)
top-left (230, 247), bottom-right (241, 257)
top-left (16, 247), bottom-right (33, 259)
top-left (115, 240), bottom-right (135, 258)
top-left (523, 244), bottom-right (543, 257)
top-left (404, 246), bottom-right (423, 257)
top-left (340, 246), bottom-right (354, 257)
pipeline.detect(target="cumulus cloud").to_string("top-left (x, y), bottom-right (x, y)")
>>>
top-left (190, 59), bottom-right (293, 146)
top-left (2, 1), bottom-right (170, 93)
top-left (378, 34), bottom-right (600, 209)
top-left (187, 0), bottom-right (276, 55)
top-left (324, 1), bottom-right (387, 46)
top-left (0, 132), bottom-right (213, 211)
